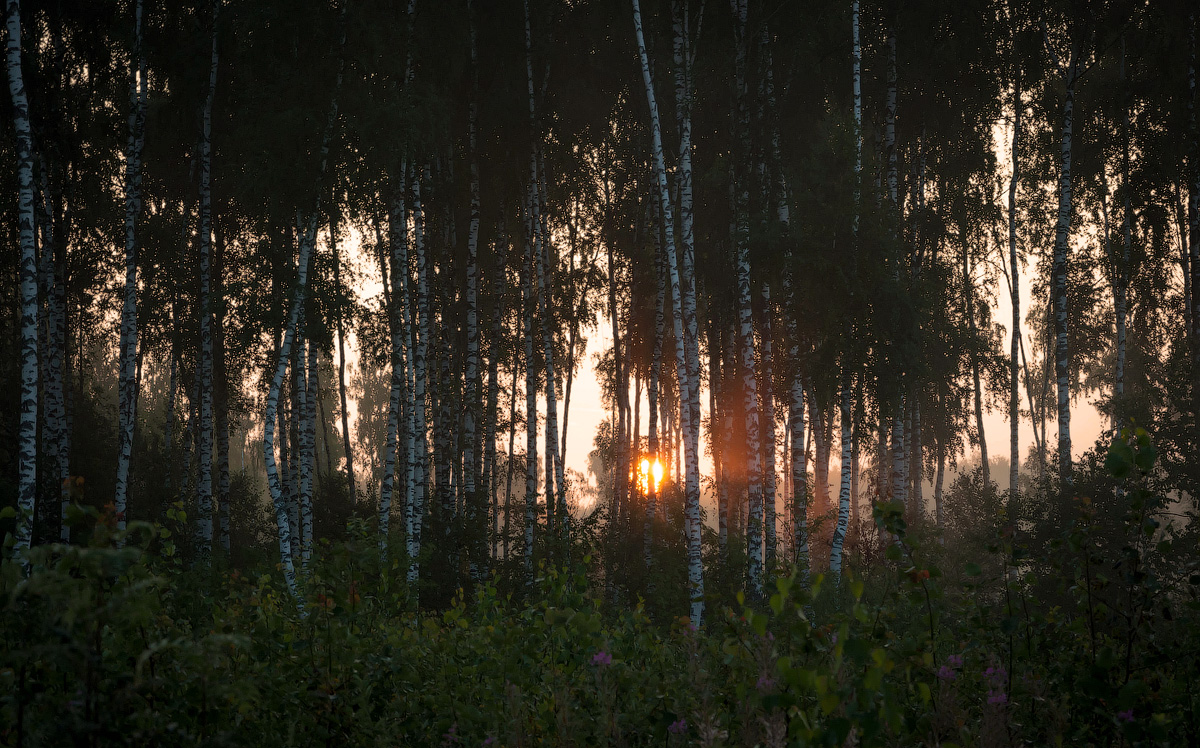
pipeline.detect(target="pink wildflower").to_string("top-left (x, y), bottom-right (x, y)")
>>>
top-left (592, 650), bottom-right (612, 667)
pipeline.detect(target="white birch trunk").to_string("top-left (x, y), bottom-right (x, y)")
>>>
top-left (465, 0), bottom-right (483, 575)
top-left (829, 373), bottom-right (853, 577)
top-left (538, 153), bottom-right (567, 545)
top-left (1052, 54), bottom-right (1078, 485)
top-left (263, 6), bottom-right (343, 598)
top-left (115, 0), bottom-right (148, 533)
top-left (6, 0), bottom-right (37, 554)
top-left (303, 336), bottom-right (317, 558)
top-left (37, 174), bottom-right (69, 543)
top-left (761, 284), bottom-right (777, 575)
top-left (296, 318), bottom-right (312, 568)
top-left (380, 210), bottom-right (402, 562)
top-left (633, 0), bottom-right (703, 623)
top-left (646, 200), bottom-right (665, 572)
top-left (195, 0), bottom-right (220, 561)
top-left (409, 169), bottom-right (431, 587)
top-left (521, 189), bottom-right (538, 586)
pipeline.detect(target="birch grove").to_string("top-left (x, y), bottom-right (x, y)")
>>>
top-left (1, 0), bottom-right (1194, 637)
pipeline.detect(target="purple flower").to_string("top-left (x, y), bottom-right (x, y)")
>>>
top-left (442, 723), bottom-right (459, 745)
top-left (986, 690), bottom-right (1008, 706)
top-left (668, 718), bottom-right (687, 735)
top-left (984, 665), bottom-right (1007, 687)
top-left (1117, 709), bottom-right (1134, 723)
top-left (756, 674), bottom-right (776, 691)
top-left (946, 654), bottom-right (964, 668)
top-left (592, 650), bottom-right (612, 667)
top-left (936, 665), bottom-right (957, 681)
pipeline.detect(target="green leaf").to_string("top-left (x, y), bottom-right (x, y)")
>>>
top-left (965, 562), bottom-right (982, 577)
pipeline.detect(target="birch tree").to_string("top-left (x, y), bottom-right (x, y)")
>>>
top-left (114, 0), bottom-right (148, 533)
top-left (195, 0), bottom-right (220, 562)
top-left (5, 0), bottom-right (38, 555)
top-left (632, 0), bottom-right (704, 622)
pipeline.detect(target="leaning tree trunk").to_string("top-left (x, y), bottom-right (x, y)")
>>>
top-left (195, 0), bottom-right (220, 563)
top-left (263, 6), bottom-right (344, 599)
top-left (114, 0), bottom-right (148, 533)
top-left (633, 0), bottom-right (703, 623)
top-left (6, 0), bottom-right (38, 555)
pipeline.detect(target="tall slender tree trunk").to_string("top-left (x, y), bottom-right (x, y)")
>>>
top-left (6, 0), bottom-right (38, 555)
top-left (1187, 15), bottom-right (1199, 379)
top-left (633, 0), bottom-right (703, 623)
top-left (522, 189), bottom-right (538, 586)
top-left (1115, 37), bottom-right (1132, 413)
top-left (295, 314), bottom-right (312, 566)
top-left (1052, 52), bottom-right (1079, 485)
top-left (114, 0), bottom-right (148, 533)
top-left (215, 222), bottom-right (232, 554)
top-left (409, 168), bottom-right (431, 588)
top-left (504, 304), bottom-right (522, 560)
top-left (332, 213), bottom-right (356, 505)
top-left (671, 0), bottom-right (703, 553)
top-left (1008, 61), bottom-right (1022, 505)
top-left (484, 226), bottom-right (508, 563)
top-left (646, 207), bottom-right (665, 572)
top-left (829, 372), bottom-right (853, 577)
top-left (761, 285), bottom-right (777, 575)
top-left (263, 7), bottom-right (343, 598)
top-left (195, 0), bottom-right (220, 562)
top-left (963, 230), bottom-right (990, 487)
top-left (37, 169), bottom-right (69, 543)
top-left (380, 213), bottom-right (401, 562)
top-left (728, 0), bottom-right (763, 599)
top-left (465, 0), bottom-right (483, 577)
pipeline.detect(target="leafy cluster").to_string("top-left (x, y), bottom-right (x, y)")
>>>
top-left (2, 431), bottom-right (1196, 747)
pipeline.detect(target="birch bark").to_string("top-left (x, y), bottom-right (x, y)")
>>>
top-left (632, 0), bottom-right (704, 622)
top-left (409, 168), bottom-right (431, 587)
top-left (195, 0), bottom-right (220, 561)
top-left (465, 0), bottom-right (482, 575)
top-left (5, 0), bottom-right (37, 554)
top-left (1052, 49), bottom-right (1079, 484)
top-left (115, 0), bottom-right (148, 532)
top-left (262, 6), bottom-right (344, 598)
top-left (829, 373), bottom-right (853, 577)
